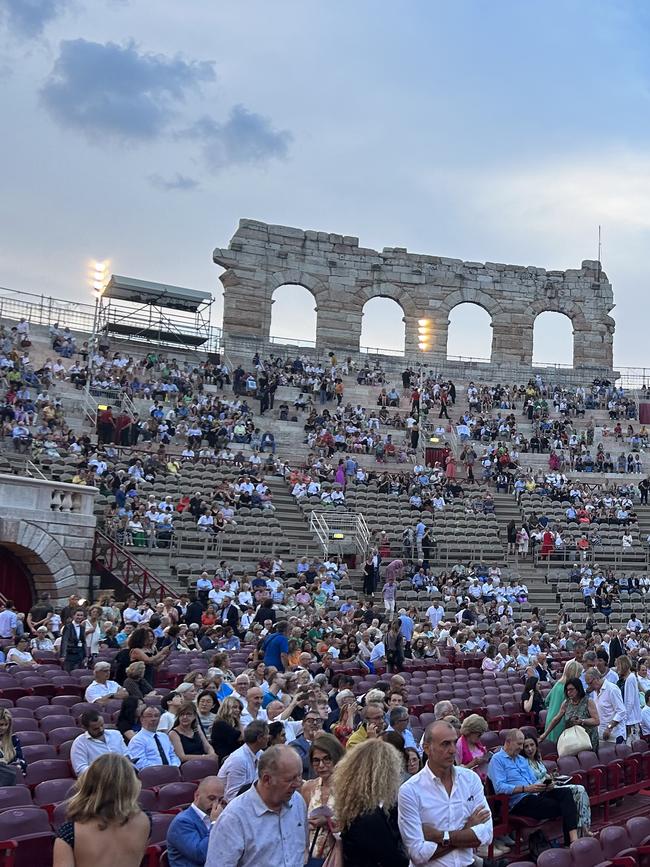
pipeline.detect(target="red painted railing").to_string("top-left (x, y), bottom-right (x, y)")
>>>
top-left (91, 529), bottom-right (178, 601)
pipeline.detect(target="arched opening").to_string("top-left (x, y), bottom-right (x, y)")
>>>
top-left (533, 311), bottom-right (573, 367)
top-left (0, 547), bottom-right (34, 612)
top-left (270, 284), bottom-right (317, 347)
top-left (360, 297), bottom-right (405, 356)
top-left (447, 303), bottom-right (492, 361)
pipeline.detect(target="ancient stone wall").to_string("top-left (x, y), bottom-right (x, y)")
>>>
top-left (214, 219), bottom-right (615, 372)
top-left (0, 476), bottom-right (96, 602)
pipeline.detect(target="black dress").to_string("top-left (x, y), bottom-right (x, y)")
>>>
top-left (210, 720), bottom-right (242, 760)
top-left (341, 805), bottom-right (408, 867)
top-left (176, 730), bottom-right (204, 756)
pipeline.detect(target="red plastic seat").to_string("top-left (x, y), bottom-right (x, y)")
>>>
top-left (180, 758), bottom-right (219, 783)
top-left (0, 787), bottom-right (32, 813)
top-left (39, 715), bottom-right (74, 734)
top-left (156, 782), bottom-right (197, 812)
top-left (21, 745), bottom-right (57, 763)
top-left (139, 766), bottom-right (181, 789)
top-left (15, 732), bottom-right (45, 747)
top-left (536, 850), bottom-right (572, 867)
top-left (0, 806), bottom-right (55, 867)
top-left (11, 719), bottom-right (39, 733)
top-left (23, 760), bottom-right (72, 788)
top-left (570, 835), bottom-right (635, 867)
top-left (34, 706), bottom-right (69, 721)
top-left (12, 697), bottom-right (41, 711)
top-left (138, 789), bottom-right (158, 812)
top-left (626, 815), bottom-right (650, 846)
top-left (33, 778), bottom-right (75, 809)
top-left (46, 727), bottom-right (82, 748)
top-left (9, 709), bottom-right (35, 719)
top-left (57, 741), bottom-right (74, 761)
top-left (50, 696), bottom-right (81, 709)
top-left (599, 825), bottom-right (638, 862)
top-left (149, 812), bottom-right (174, 844)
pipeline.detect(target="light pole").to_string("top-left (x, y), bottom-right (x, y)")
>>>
top-left (86, 260), bottom-right (109, 398)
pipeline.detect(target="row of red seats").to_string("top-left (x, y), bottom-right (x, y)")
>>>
top-left (511, 816), bottom-right (650, 867)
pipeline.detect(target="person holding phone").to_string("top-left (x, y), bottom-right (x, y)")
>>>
top-left (345, 702), bottom-right (386, 749)
top-left (166, 776), bottom-right (226, 867)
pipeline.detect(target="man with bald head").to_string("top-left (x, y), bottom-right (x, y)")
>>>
top-left (399, 720), bottom-right (493, 865)
top-left (166, 776), bottom-right (224, 866)
top-left (488, 728), bottom-right (578, 844)
top-left (207, 745), bottom-right (307, 867)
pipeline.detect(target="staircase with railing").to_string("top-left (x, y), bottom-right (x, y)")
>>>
top-left (91, 529), bottom-right (179, 601)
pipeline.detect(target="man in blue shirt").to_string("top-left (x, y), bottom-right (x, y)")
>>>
top-left (398, 608), bottom-right (415, 655)
top-left (262, 620), bottom-right (290, 672)
top-left (488, 729), bottom-right (578, 844)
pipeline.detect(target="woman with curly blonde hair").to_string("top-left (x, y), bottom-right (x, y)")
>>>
top-left (333, 739), bottom-right (408, 867)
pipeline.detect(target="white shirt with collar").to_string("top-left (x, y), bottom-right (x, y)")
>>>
top-left (594, 679), bottom-right (627, 741)
top-left (240, 705), bottom-right (269, 728)
top-left (70, 728), bottom-right (127, 776)
top-left (398, 762), bottom-right (493, 866)
top-left (217, 743), bottom-right (261, 803)
top-left (85, 680), bottom-right (122, 703)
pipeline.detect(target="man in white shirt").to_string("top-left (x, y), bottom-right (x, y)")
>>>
top-left (399, 720), bottom-right (493, 865)
top-left (127, 706), bottom-right (180, 769)
top-left (70, 708), bottom-right (127, 776)
top-left (240, 686), bottom-right (269, 727)
top-left (217, 720), bottom-right (269, 802)
top-left (585, 667), bottom-right (627, 744)
top-left (0, 602), bottom-right (17, 639)
top-left (641, 690), bottom-right (650, 736)
top-left (426, 602), bottom-right (445, 629)
top-left (84, 661), bottom-right (128, 704)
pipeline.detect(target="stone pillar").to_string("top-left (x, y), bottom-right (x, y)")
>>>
top-left (316, 302), bottom-right (362, 352)
top-left (574, 324), bottom-right (613, 370)
top-left (491, 322), bottom-right (532, 365)
top-left (427, 314), bottom-right (449, 362)
top-left (404, 316), bottom-right (419, 357)
top-left (221, 270), bottom-right (270, 344)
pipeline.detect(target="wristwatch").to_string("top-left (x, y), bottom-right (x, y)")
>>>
top-left (442, 831), bottom-right (450, 844)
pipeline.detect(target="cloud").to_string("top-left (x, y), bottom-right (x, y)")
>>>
top-left (148, 172), bottom-right (199, 192)
top-left (0, 0), bottom-right (69, 38)
top-left (181, 104), bottom-right (292, 172)
top-left (40, 38), bottom-right (215, 142)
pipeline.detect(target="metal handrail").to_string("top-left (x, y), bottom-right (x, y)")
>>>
top-left (92, 529), bottom-right (178, 601)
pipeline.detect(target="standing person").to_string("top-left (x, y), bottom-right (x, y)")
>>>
top-left (206, 745), bottom-right (307, 867)
top-left (363, 557), bottom-right (375, 596)
top-left (539, 677), bottom-right (599, 753)
top-left (333, 738), bottom-right (408, 867)
top-left (301, 735), bottom-right (345, 864)
top-left (399, 720), bottom-right (493, 865)
top-left (615, 655), bottom-right (641, 741)
top-left (262, 620), bottom-right (290, 673)
top-left (543, 659), bottom-right (583, 745)
top-left (385, 620), bottom-right (404, 674)
top-left (382, 577), bottom-right (397, 616)
top-left (166, 776), bottom-right (224, 867)
top-left (53, 754), bottom-right (151, 867)
top-left (60, 609), bottom-right (87, 672)
top-left (584, 666), bottom-right (627, 744)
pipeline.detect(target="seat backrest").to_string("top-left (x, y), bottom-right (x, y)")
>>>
top-left (0, 786), bottom-right (32, 812)
top-left (626, 815), bottom-right (650, 846)
top-left (149, 812), bottom-right (174, 844)
top-left (0, 806), bottom-right (51, 836)
top-left (599, 825), bottom-right (633, 860)
top-left (33, 778), bottom-right (75, 807)
top-left (537, 850), bottom-right (572, 867)
top-left (569, 836), bottom-right (606, 867)
top-left (156, 782), bottom-right (197, 811)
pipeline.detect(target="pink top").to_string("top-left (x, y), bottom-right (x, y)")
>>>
top-left (455, 735), bottom-right (487, 777)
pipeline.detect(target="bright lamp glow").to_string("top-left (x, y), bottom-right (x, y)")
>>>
top-left (90, 259), bottom-right (110, 298)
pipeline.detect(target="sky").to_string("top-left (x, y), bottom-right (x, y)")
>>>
top-left (2, 0), bottom-right (650, 369)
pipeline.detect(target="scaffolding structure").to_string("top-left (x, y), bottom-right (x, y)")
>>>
top-left (309, 511), bottom-right (371, 559)
top-left (98, 275), bottom-right (219, 353)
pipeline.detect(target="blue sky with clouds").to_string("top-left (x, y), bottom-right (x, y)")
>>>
top-left (1, 0), bottom-right (650, 368)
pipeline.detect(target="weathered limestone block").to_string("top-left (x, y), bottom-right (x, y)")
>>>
top-left (214, 221), bottom-right (615, 375)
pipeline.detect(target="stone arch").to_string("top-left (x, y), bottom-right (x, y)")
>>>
top-left (0, 518), bottom-right (78, 602)
top-left (529, 298), bottom-right (589, 332)
top-left (532, 310), bottom-right (574, 367)
top-left (437, 287), bottom-right (506, 322)
top-left (446, 302), bottom-right (494, 361)
top-left (269, 284), bottom-right (318, 346)
top-left (266, 270), bottom-right (330, 347)
top-left (360, 296), bottom-right (406, 355)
